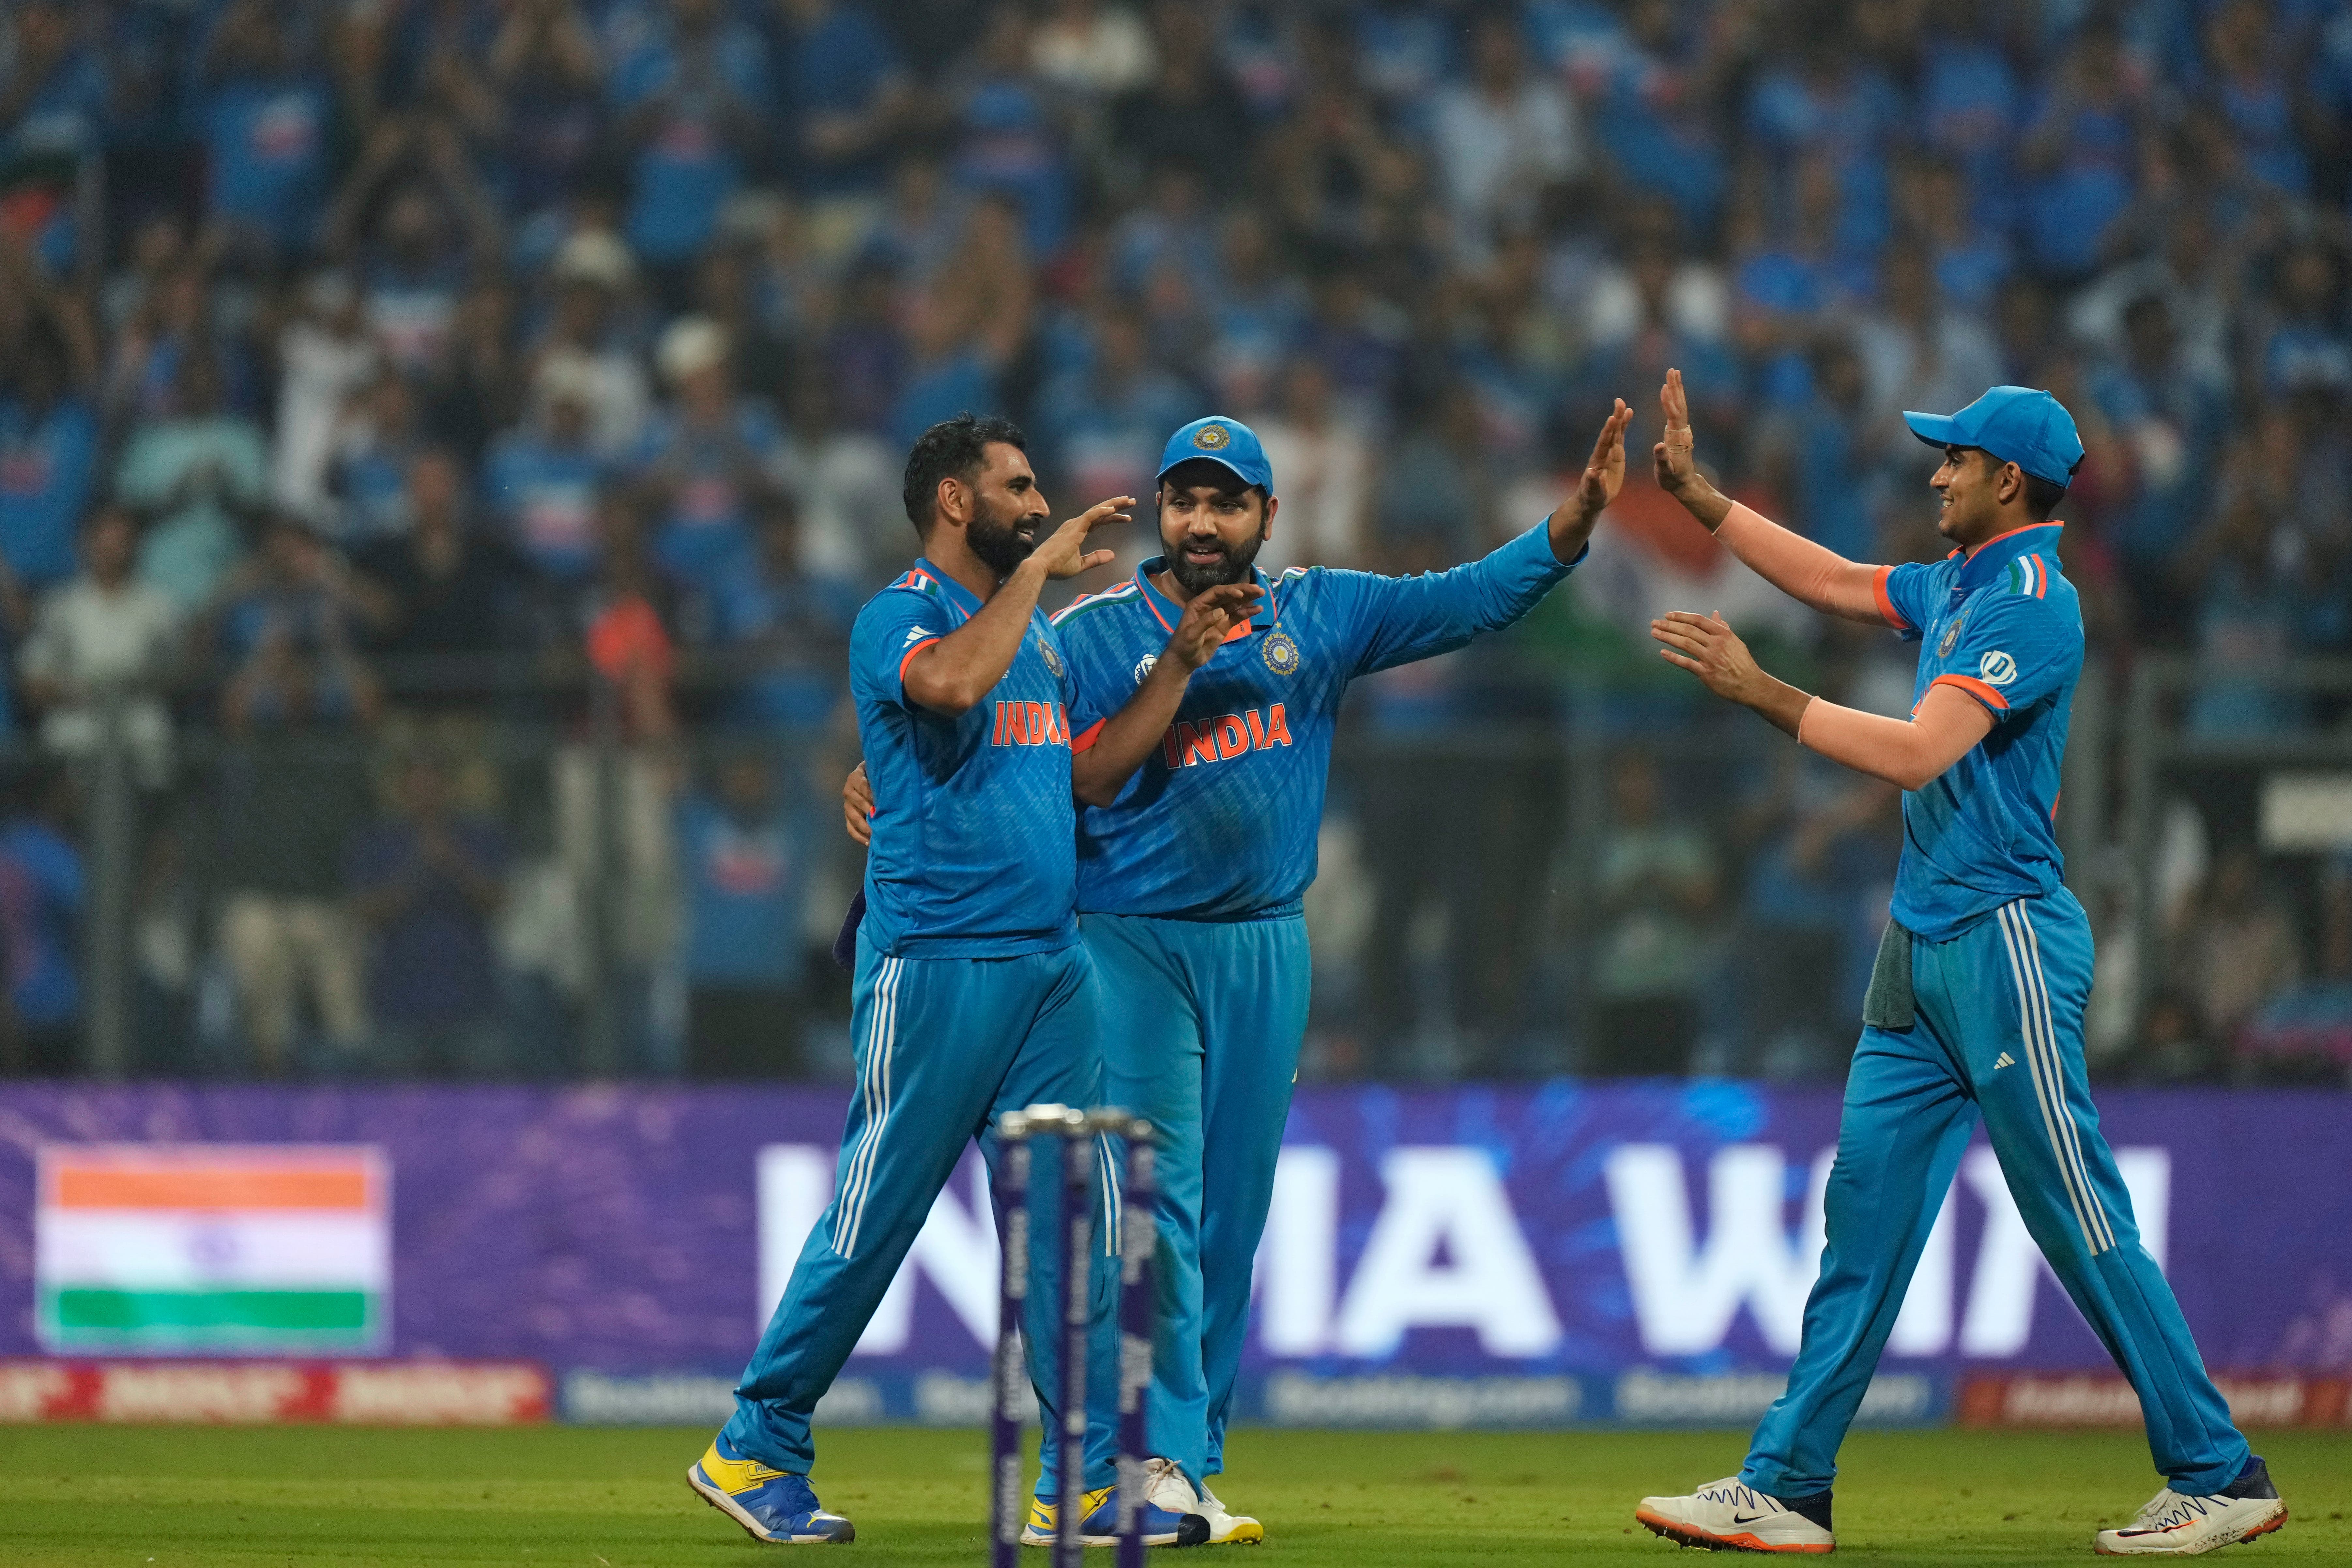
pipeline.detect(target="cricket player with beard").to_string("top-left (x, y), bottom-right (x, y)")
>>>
top-left (692, 414), bottom-right (1255, 1547)
top-left (850, 401), bottom-right (1634, 1542)
top-left (1630, 373), bottom-right (2286, 1557)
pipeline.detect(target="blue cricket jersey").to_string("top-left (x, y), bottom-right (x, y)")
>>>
top-left (1051, 521), bottom-right (1577, 921)
top-left (1875, 522), bottom-right (2084, 941)
top-left (849, 560), bottom-right (1100, 958)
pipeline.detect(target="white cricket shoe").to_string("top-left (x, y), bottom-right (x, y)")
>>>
top-left (1193, 1476), bottom-right (1264, 1545)
top-left (1635, 1477), bottom-right (1835, 1554)
top-left (2094, 1457), bottom-right (2286, 1556)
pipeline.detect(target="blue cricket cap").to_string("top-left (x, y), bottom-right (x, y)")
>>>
top-left (1157, 416), bottom-right (1275, 495)
top-left (1902, 386), bottom-right (2084, 487)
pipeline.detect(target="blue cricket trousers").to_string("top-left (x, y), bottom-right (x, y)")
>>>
top-left (726, 937), bottom-right (1123, 1491)
top-left (1744, 893), bottom-right (2248, 1498)
top-left (1086, 911), bottom-right (1311, 1484)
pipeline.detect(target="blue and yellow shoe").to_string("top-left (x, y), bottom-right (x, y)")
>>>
top-left (687, 1433), bottom-right (855, 1544)
top-left (1019, 1484), bottom-right (1209, 1548)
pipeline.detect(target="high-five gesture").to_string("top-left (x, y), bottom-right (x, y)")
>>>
top-left (1547, 398), bottom-right (1634, 562)
top-left (1029, 495), bottom-right (1135, 580)
top-left (1653, 370), bottom-right (1733, 530)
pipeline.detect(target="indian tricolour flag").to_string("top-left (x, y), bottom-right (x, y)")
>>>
top-left (35, 1146), bottom-right (390, 1354)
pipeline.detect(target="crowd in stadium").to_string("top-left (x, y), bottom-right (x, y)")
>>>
top-left (0, 0), bottom-right (2347, 1083)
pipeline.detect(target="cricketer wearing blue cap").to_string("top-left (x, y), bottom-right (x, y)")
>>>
top-left (1628, 377), bottom-right (2285, 1559)
top-left (1034, 403), bottom-right (1628, 1536)
top-left (694, 415), bottom-right (1255, 1549)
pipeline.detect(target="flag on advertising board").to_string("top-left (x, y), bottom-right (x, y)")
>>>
top-left (35, 1146), bottom-right (390, 1354)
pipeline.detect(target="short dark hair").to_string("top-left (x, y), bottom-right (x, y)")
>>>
top-left (2022, 471), bottom-right (2069, 523)
top-left (1962, 447), bottom-right (2068, 524)
top-left (1158, 458), bottom-right (1269, 510)
top-left (902, 412), bottom-right (1027, 531)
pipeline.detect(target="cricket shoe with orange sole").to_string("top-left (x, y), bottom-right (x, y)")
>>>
top-left (1635, 1477), bottom-right (1836, 1553)
top-left (2093, 1455), bottom-right (2287, 1556)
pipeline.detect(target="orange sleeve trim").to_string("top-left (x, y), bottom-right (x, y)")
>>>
top-left (1931, 672), bottom-right (2009, 711)
top-left (1873, 565), bottom-right (1909, 631)
top-left (897, 636), bottom-right (941, 686)
top-left (1068, 718), bottom-right (1107, 754)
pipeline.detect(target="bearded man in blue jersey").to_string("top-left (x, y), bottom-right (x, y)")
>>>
top-left (849, 399), bottom-right (1634, 1541)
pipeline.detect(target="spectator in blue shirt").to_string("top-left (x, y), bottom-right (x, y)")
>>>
top-left (487, 360), bottom-right (608, 582)
top-left (1031, 305), bottom-right (1198, 509)
top-left (678, 748), bottom-right (812, 1077)
top-left (196, 0), bottom-right (334, 265)
top-left (346, 748), bottom-right (511, 1076)
top-left (2019, 23), bottom-right (2146, 280)
top-left (0, 0), bottom-right (109, 273)
top-left (611, 0), bottom-right (772, 295)
top-left (0, 300), bottom-right (101, 592)
top-left (770, 0), bottom-right (909, 199)
top-left (633, 316), bottom-right (786, 588)
top-left (948, 4), bottom-right (1073, 256)
top-left (2089, 292), bottom-right (2230, 639)
top-left (1745, 28), bottom-right (1905, 261)
top-left (703, 495), bottom-right (858, 730)
top-left (0, 762), bottom-right (84, 1075)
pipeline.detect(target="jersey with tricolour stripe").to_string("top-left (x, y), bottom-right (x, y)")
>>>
top-left (848, 560), bottom-right (1102, 958)
top-left (1050, 521), bottom-right (1576, 920)
top-left (1874, 522), bottom-right (2083, 941)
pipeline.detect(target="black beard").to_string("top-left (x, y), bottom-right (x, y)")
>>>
top-left (968, 508), bottom-right (1037, 578)
top-left (1167, 532), bottom-right (1261, 596)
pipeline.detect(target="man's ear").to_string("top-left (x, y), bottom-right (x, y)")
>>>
top-left (1260, 494), bottom-right (1278, 542)
top-left (936, 475), bottom-right (970, 529)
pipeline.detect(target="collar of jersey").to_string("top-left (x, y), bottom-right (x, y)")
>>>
top-left (1954, 522), bottom-right (2062, 590)
top-left (910, 557), bottom-right (982, 620)
top-left (1132, 558), bottom-right (1268, 644)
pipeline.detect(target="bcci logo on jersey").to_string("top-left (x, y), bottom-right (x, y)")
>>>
top-left (1262, 630), bottom-right (1300, 676)
top-left (1039, 641), bottom-right (1063, 678)
top-left (1938, 615), bottom-right (1966, 658)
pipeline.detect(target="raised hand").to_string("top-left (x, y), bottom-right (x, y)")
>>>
top-left (1654, 369), bottom-right (1699, 495)
top-left (1576, 399), bottom-right (1632, 519)
top-left (1168, 582), bottom-right (1264, 670)
top-left (1029, 495), bottom-right (1135, 581)
top-left (842, 762), bottom-right (872, 847)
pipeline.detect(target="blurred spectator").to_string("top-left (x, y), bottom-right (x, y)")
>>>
top-left (678, 748), bottom-right (810, 1077)
top-left (770, 0), bottom-right (909, 216)
top-left (1589, 753), bottom-right (1719, 1076)
top-left (776, 371), bottom-right (898, 588)
top-left (196, 0), bottom-right (335, 265)
top-left (1737, 756), bottom-right (1898, 1078)
top-left (327, 366), bottom-right (428, 548)
top-left (19, 506), bottom-right (180, 789)
top-left (0, 277), bottom-right (100, 592)
top-left (212, 517), bottom-right (381, 1075)
top-left (2090, 291), bottom-right (2229, 640)
top-left (1032, 0), bottom-right (1157, 100)
top-left (485, 0), bottom-right (608, 239)
top-left (2172, 849), bottom-right (2302, 1050)
top-left (705, 495), bottom-right (858, 730)
top-left (610, 0), bottom-right (773, 299)
top-left (2017, 23), bottom-right (2145, 280)
top-left (346, 748), bottom-right (510, 1074)
top-left (1253, 360), bottom-right (1370, 571)
top-left (0, 763), bottom-right (84, 1075)
top-left (272, 273), bottom-right (380, 525)
top-left (486, 359), bottom-right (608, 583)
top-left (635, 316), bottom-right (786, 587)
top-left (349, 448), bottom-right (522, 665)
top-left (948, 4), bottom-right (1073, 256)
top-left (530, 232), bottom-right (653, 458)
top-left (325, 120), bottom-right (504, 373)
top-left (117, 353), bottom-right (269, 616)
top-left (1109, 1), bottom-right (1253, 186)
top-left (1034, 305), bottom-right (1195, 512)
top-left (1431, 9), bottom-right (1582, 260)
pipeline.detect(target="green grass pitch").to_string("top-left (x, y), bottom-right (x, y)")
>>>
top-left (2, 1425), bottom-right (2346, 1565)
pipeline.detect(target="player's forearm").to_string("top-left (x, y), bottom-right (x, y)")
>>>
top-left (1713, 505), bottom-right (1888, 625)
top-left (1070, 654), bottom-right (1193, 806)
top-left (1546, 494), bottom-right (1604, 564)
top-left (1795, 687), bottom-right (1994, 792)
top-left (900, 559), bottom-right (1049, 715)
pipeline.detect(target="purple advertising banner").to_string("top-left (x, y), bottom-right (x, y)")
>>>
top-left (3, 1084), bottom-right (2348, 1426)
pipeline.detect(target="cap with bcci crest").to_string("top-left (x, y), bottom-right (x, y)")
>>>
top-left (1902, 386), bottom-right (2085, 487)
top-left (1158, 416), bottom-right (1275, 495)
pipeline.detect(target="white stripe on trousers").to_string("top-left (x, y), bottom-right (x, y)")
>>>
top-left (835, 955), bottom-right (903, 1259)
top-left (1994, 903), bottom-right (2115, 1255)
